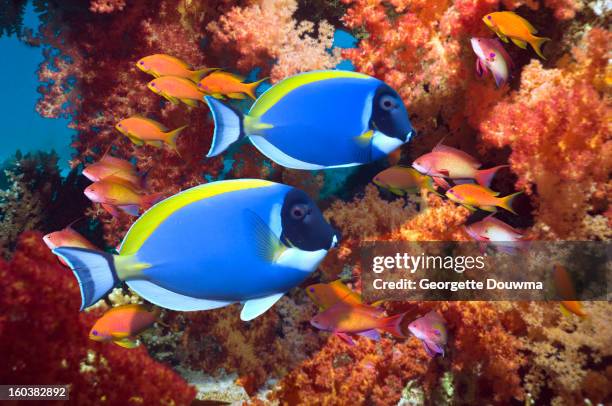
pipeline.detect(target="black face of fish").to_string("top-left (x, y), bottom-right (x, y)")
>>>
top-left (371, 84), bottom-right (415, 142)
top-left (280, 189), bottom-right (340, 251)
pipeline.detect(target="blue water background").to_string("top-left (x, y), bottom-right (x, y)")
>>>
top-left (0, 1), bottom-right (75, 174)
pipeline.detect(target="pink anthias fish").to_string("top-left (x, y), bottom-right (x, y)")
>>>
top-left (407, 311), bottom-right (447, 357)
top-left (465, 214), bottom-right (525, 253)
top-left (83, 155), bottom-right (147, 190)
top-left (470, 37), bottom-right (514, 87)
top-left (412, 142), bottom-right (507, 189)
top-left (43, 223), bottom-right (99, 266)
top-left (310, 302), bottom-right (405, 345)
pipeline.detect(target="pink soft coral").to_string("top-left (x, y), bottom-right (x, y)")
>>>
top-left (207, 0), bottom-right (341, 82)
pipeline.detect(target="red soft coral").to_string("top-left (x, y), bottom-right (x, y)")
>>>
top-left (0, 231), bottom-right (196, 405)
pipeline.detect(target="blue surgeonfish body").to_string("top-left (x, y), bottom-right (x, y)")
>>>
top-left (205, 70), bottom-right (416, 169)
top-left (52, 179), bottom-right (339, 321)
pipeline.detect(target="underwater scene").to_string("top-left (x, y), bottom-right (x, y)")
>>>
top-left (0, 0), bottom-right (610, 405)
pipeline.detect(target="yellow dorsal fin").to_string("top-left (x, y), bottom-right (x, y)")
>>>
top-left (120, 180), bottom-right (275, 255)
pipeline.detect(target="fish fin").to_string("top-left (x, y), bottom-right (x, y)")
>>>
top-left (530, 36), bottom-right (551, 59)
top-left (511, 37), bottom-right (528, 49)
top-left (475, 58), bottom-right (486, 77)
top-left (492, 70), bottom-right (507, 87)
top-left (126, 280), bottom-right (234, 311)
top-left (111, 331), bottom-right (131, 339)
top-left (499, 192), bottom-right (522, 215)
top-left (559, 303), bottom-right (572, 317)
top-left (421, 340), bottom-right (436, 357)
top-left (497, 32), bottom-right (509, 43)
top-left (125, 134), bottom-right (144, 146)
top-left (204, 96), bottom-right (245, 157)
top-left (211, 93), bottom-right (225, 99)
top-left (463, 204), bottom-right (478, 212)
top-left (475, 165), bottom-right (508, 187)
top-left (223, 72), bottom-right (246, 82)
top-left (480, 205), bottom-right (497, 212)
top-left (245, 77), bottom-right (268, 100)
top-left (119, 205), bottom-right (140, 216)
top-left (141, 192), bottom-right (164, 211)
top-left (163, 94), bottom-right (181, 105)
top-left (244, 209), bottom-right (285, 263)
top-left (389, 187), bottom-right (406, 196)
top-left (145, 140), bottom-right (164, 148)
top-left (52, 247), bottom-right (119, 311)
top-left (335, 332), bottom-right (355, 346)
top-left (101, 203), bottom-right (121, 217)
top-left (113, 337), bottom-right (139, 349)
top-left (189, 67), bottom-right (219, 83)
top-left (181, 98), bottom-right (199, 107)
top-left (164, 125), bottom-right (188, 154)
top-left (240, 293), bottom-right (284, 321)
top-left (354, 129), bottom-right (374, 147)
top-left (432, 176), bottom-right (450, 190)
top-left (357, 329), bottom-right (381, 341)
top-left (227, 92), bottom-right (248, 100)
top-left (379, 312), bottom-right (406, 337)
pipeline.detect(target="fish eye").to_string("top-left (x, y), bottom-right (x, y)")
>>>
top-left (309, 287), bottom-right (315, 292)
top-left (139, 61), bottom-right (144, 65)
top-left (487, 15), bottom-right (492, 19)
top-left (489, 52), bottom-right (496, 58)
top-left (291, 204), bottom-right (309, 220)
top-left (380, 95), bottom-right (396, 111)
top-left (92, 330), bottom-right (98, 336)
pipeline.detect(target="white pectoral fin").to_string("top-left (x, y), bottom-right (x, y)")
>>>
top-left (276, 247), bottom-right (328, 272)
top-left (240, 293), bottom-right (285, 321)
top-left (372, 131), bottom-right (404, 155)
top-left (126, 280), bottom-right (234, 311)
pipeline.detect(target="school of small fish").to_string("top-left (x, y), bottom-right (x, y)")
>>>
top-left (44, 10), bottom-right (570, 353)
top-left (471, 11), bottom-right (550, 87)
top-left (307, 280), bottom-right (448, 356)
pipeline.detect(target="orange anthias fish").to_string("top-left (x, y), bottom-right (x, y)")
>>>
top-left (310, 302), bottom-right (405, 345)
top-left (197, 71), bottom-right (267, 100)
top-left (136, 54), bottom-right (217, 83)
top-left (89, 304), bottom-right (161, 348)
top-left (483, 12), bottom-right (551, 59)
top-left (306, 280), bottom-right (363, 310)
top-left (407, 311), bottom-right (447, 357)
top-left (83, 156), bottom-right (146, 190)
top-left (446, 184), bottom-right (521, 214)
top-left (116, 116), bottom-right (187, 153)
top-left (147, 76), bottom-right (205, 107)
top-left (84, 179), bottom-right (162, 217)
top-left (373, 166), bottom-right (440, 196)
top-left (552, 264), bottom-right (587, 318)
top-left (43, 224), bottom-right (98, 266)
top-left (412, 143), bottom-right (507, 188)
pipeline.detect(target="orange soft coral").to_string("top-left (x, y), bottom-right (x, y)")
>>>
top-left (479, 28), bottom-right (611, 239)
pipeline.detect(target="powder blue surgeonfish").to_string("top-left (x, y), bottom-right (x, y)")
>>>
top-left (205, 70), bottom-right (416, 169)
top-left (52, 179), bottom-right (339, 321)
